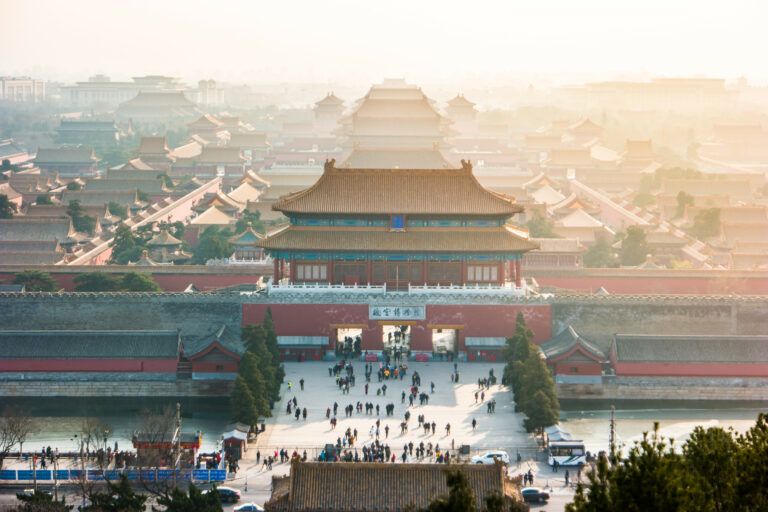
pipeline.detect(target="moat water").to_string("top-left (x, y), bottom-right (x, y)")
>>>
top-left (8, 396), bottom-right (766, 455)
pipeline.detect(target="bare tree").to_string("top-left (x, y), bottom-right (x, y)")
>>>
top-left (0, 406), bottom-right (35, 469)
top-left (79, 418), bottom-right (112, 457)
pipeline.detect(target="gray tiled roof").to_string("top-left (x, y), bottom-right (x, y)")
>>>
top-left (541, 325), bottom-right (606, 361)
top-left (613, 334), bottom-right (768, 363)
top-left (266, 462), bottom-right (508, 511)
top-left (0, 218), bottom-right (73, 242)
top-left (0, 330), bottom-right (180, 358)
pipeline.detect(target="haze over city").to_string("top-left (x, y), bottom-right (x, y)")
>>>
top-left (2, 0), bottom-right (767, 85)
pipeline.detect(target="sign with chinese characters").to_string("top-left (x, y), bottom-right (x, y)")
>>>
top-left (369, 305), bottom-right (426, 321)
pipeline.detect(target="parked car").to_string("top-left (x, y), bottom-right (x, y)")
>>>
top-left (521, 487), bottom-right (550, 503)
top-left (234, 503), bottom-right (264, 512)
top-left (470, 450), bottom-right (510, 465)
top-left (203, 486), bottom-right (241, 503)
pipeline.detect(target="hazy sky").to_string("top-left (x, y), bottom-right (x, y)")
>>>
top-left (1, 0), bottom-right (766, 85)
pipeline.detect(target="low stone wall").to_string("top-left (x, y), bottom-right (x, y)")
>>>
top-left (558, 376), bottom-right (768, 401)
top-left (0, 379), bottom-right (233, 398)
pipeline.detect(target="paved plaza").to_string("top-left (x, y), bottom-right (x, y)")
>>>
top-left (257, 361), bottom-right (534, 458)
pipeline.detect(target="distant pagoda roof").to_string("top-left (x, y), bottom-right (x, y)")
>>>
top-left (339, 148), bottom-right (454, 170)
top-left (230, 226), bottom-right (263, 246)
top-left (315, 93), bottom-right (344, 107)
top-left (147, 228), bottom-right (183, 247)
top-left (541, 326), bottom-right (606, 362)
top-left (273, 159), bottom-right (523, 216)
top-left (447, 94), bottom-right (476, 108)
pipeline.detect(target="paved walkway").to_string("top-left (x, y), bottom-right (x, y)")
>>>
top-left (252, 361), bottom-right (535, 459)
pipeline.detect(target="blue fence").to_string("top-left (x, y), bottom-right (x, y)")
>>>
top-left (0, 469), bottom-right (226, 483)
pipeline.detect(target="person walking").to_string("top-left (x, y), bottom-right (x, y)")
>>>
top-left (302, 407), bottom-right (307, 420)
top-left (300, 378), bottom-right (305, 391)
top-left (565, 470), bottom-right (570, 486)
top-left (471, 418), bottom-right (477, 430)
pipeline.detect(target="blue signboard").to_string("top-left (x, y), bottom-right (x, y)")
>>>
top-left (17, 470), bottom-right (34, 480)
top-left (157, 469), bottom-right (176, 481)
top-left (140, 470), bottom-right (156, 482)
top-left (124, 470), bottom-right (139, 481)
top-left (69, 470), bottom-right (84, 480)
top-left (55, 470), bottom-right (70, 481)
top-left (87, 470), bottom-right (104, 481)
top-left (0, 470), bottom-right (16, 480)
top-left (210, 469), bottom-right (226, 481)
top-left (104, 470), bottom-right (121, 480)
top-left (35, 470), bottom-right (51, 481)
top-left (192, 469), bottom-right (210, 481)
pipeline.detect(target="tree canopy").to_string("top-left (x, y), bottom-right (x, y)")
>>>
top-left (690, 208), bottom-right (721, 239)
top-left (109, 225), bottom-right (146, 264)
top-left (192, 226), bottom-right (233, 264)
top-left (73, 271), bottom-right (161, 292)
top-left (67, 200), bottom-right (96, 235)
top-left (13, 270), bottom-right (57, 291)
top-left (583, 237), bottom-right (618, 268)
top-left (502, 313), bottom-right (559, 433)
top-left (0, 194), bottom-right (17, 218)
top-left (526, 214), bottom-right (558, 238)
top-left (567, 414), bottom-right (768, 512)
top-left (35, 194), bottom-right (53, 205)
top-left (618, 226), bottom-right (651, 267)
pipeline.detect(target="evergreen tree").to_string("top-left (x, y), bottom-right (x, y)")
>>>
top-left (73, 272), bottom-right (121, 292)
top-left (66, 200), bottom-right (96, 235)
top-left (619, 226), bottom-right (650, 266)
top-left (0, 194), bottom-right (17, 218)
top-left (427, 468), bottom-right (477, 512)
top-left (262, 309), bottom-right (285, 384)
top-left (237, 352), bottom-right (270, 417)
top-left (691, 208), bottom-right (721, 239)
top-left (80, 475), bottom-right (146, 512)
top-left (35, 194), bottom-right (53, 205)
top-left (16, 490), bottom-right (73, 511)
top-left (120, 272), bottom-right (161, 292)
top-left (152, 483), bottom-right (222, 512)
top-left (108, 201), bottom-right (128, 219)
top-left (109, 225), bottom-right (146, 264)
top-left (13, 270), bottom-right (57, 291)
top-left (583, 237), bottom-right (618, 268)
top-left (192, 226), bottom-right (233, 264)
top-left (230, 377), bottom-right (259, 426)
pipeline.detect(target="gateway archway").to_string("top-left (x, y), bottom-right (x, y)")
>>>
top-left (432, 328), bottom-right (458, 359)
top-left (335, 327), bottom-right (363, 358)
top-left (382, 324), bottom-right (410, 362)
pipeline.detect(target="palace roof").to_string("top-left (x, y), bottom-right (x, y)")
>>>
top-left (147, 229), bottom-right (183, 247)
top-left (612, 334), bottom-right (768, 363)
top-left (85, 178), bottom-right (169, 195)
top-left (170, 141), bottom-right (203, 160)
top-left (258, 225), bottom-right (538, 253)
top-left (541, 326), bottom-right (606, 362)
top-left (227, 132), bottom-right (269, 148)
top-left (0, 330), bottom-right (181, 359)
top-left (661, 179), bottom-right (752, 201)
top-left (138, 136), bottom-right (170, 155)
top-left (35, 146), bottom-right (98, 164)
top-left (0, 217), bottom-right (73, 242)
top-left (62, 190), bottom-right (140, 208)
top-left (121, 91), bottom-right (195, 107)
top-left (264, 462), bottom-right (510, 512)
top-left (227, 181), bottom-right (261, 203)
top-left (556, 209), bottom-right (604, 228)
top-left (546, 148), bottom-right (594, 167)
top-left (447, 94), bottom-right (476, 108)
top-left (530, 184), bottom-right (566, 205)
top-left (230, 226), bottom-right (263, 246)
top-left (273, 160), bottom-right (523, 216)
top-left (188, 114), bottom-right (224, 129)
top-left (114, 158), bottom-right (156, 171)
top-left (194, 146), bottom-right (245, 164)
top-left (190, 205), bottom-right (235, 226)
top-left (315, 93), bottom-right (344, 107)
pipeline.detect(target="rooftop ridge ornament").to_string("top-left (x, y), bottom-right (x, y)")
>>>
top-left (460, 159), bottom-right (472, 172)
top-left (324, 158), bottom-right (336, 172)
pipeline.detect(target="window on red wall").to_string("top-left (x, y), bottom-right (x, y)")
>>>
top-left (467, 264), bottom-right (498, 282)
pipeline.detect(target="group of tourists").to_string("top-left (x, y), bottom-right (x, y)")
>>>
top-left (286, 395), bottom-right (308, 421)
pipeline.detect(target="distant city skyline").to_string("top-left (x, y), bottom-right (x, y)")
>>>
top-left (1, 0), bottom-right (766, 85)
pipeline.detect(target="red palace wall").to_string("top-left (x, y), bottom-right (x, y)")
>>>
top-left (190, 361), bottom-right (239, 373)
top-left (553, 361), bottom-right (603, 376)
top-left (242, 303), bottom-right (552, 353)
top-left (613, 362), bottom-right (768, 378)
top-left (0, 359), bottom-right (178, 372)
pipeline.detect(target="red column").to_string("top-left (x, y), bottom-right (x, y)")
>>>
top-left (289, 257), bottom-right (296, 283)
top-left (366, 259), bottom-right (372, 285)
top-left (514, 259), bottom-right (522, 287)
top-left (460, 260), bottom-right (467, 286)
top-left (328, 258), bottom-right (334, 284)
top-left (273, 258), bottom-right (280, 283)
top-left (422, 261), bottom-right (428, 285)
